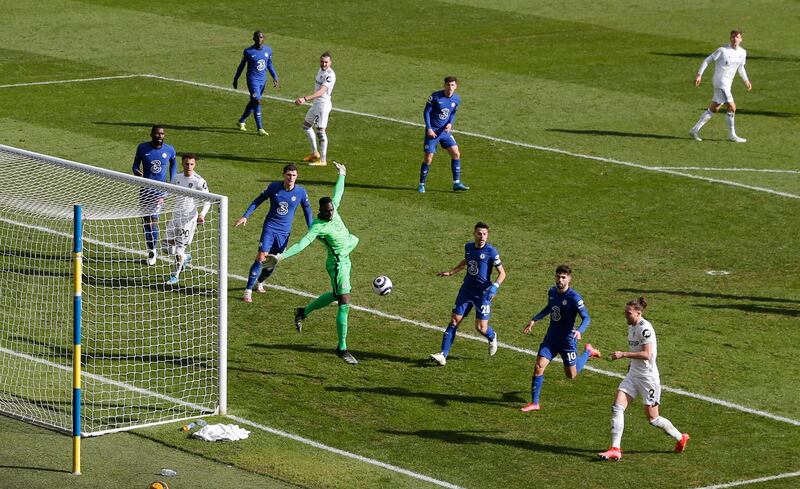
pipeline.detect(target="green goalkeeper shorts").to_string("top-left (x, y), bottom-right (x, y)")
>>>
top-left (326, 254), bottom-right (352, 295)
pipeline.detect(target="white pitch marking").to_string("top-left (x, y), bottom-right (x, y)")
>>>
top-left (689, 471), bottom-right (800, 489)
top-left (655, 167), bottom-right (800, 174)
top-left (0, 74), bottom-right (142, 89)
top-left (250, 277), bottom-right (800, 427)
top-left (227, 415), bottom-right (464, 489)
top-left (3, 74), bottom-right (798, 199)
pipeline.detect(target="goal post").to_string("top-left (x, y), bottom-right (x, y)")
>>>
top-left (0, 144), bottom-right (227, 468)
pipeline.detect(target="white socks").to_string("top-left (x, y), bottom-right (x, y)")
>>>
top-left (304, 126), bottom-right (317, 153)
top-left (317, 130), bottom-right (328, 161)
top-left (692, 109), bottom-right (714, 132)
top-left (726, 111), bottom-right (737, 136)
top-left (610, 403), bottom-right (625, 448)
top-left (650, 415), bottom-right (682, 440)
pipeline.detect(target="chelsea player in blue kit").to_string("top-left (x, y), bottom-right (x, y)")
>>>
top-left (233, 31), bottom-right (279, 136)
top-left (520, 265), bottom-right (601, 412)
top-left (132, 125), bottom-right (177, 266)
top-left (430, 222), bottom-right (506, 366)
top-left (418, 76), bottom-right (469, 193)
top-left (235, 164), bottom-right (312, 302)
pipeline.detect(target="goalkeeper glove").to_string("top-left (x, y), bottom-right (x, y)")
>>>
top-left (333, 161), bottom-right (346, 175)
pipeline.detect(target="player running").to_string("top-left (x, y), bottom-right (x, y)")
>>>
top-left (598, 297), bottom-right (690, 461)
top-left (164, 154), bottom-right (210, 285)
top-left (294, 52), bottom-right (336, 166)
top-left (235, 164), bottom-right (313, 303)
top-left (133, 125), bottom-right (177, 266)
top-left (418, 76), bottom-right (469, 193)
top-left (689, 30), bottom-right (752, 143)
top-left (266, 162), bottom-right (360, 365)
top-left (429, 222), bottom-right (506, 366)
top-left (233, 30), bottom-right (279, 136)
top-left (520, 265), bottom-right (600, 412)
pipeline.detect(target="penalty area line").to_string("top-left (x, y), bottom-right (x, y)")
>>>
top-left (690, 470), bottom-right (800, 489)
top-left (232, 274), bottom-right (800, 427)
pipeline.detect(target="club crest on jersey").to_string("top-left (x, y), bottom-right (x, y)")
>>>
top-left (479, 254), bottom-right (485, 259)
top-left (162, 153), bottom-right (167, 158)
top-left (325, 76), bottom-right (331, 82)
top-left (291, 196), bottom-right (296, 201)
top-left (562, 300), bottom-right (567, 305)
top-left (451, 102), bottom-right (456, 108)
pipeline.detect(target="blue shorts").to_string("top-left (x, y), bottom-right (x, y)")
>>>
top-left (424, 131), bottom-right (458, 154)
top-left (259, 228), bottom-right (289, 254)
top-left (247, 80), bottom-right (266, 101)
top-left (537, 335), bottom-right (578, 366)
top-left (452, 287), bottom-right (492, 320)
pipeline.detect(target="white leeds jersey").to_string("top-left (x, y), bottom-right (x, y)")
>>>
top-left (699, 44), bottom-right (748, 89)
top-left (627, 318), bottom-right (658, 379)
top-left (172, 171), bottom-right (210, 219)
top-left (314, 67), bottom-right (336, 102)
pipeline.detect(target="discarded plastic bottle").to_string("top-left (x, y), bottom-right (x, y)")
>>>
top-left (160, 469), bottom-right (177, 477)
top-left (181, 419), bottom-right (208, 432)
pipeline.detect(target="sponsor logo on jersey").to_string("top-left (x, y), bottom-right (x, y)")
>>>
top-left (325, 76), bottom-right (332, 82)
top-left (642, 329), bottom-right (652, 338)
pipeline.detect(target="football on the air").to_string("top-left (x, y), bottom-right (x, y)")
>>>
top-left (372, 276), bottom-right (393, 296)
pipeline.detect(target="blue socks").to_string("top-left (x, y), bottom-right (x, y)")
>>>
top-left (451, 158), bottom-right (461, 182)
top-left (254, 102), bottom-right (263, 129)
top-left (531, 374), bottom-right (544, 404)
top-left (441, 324), bottom-right (457, 356)
top-left (246, 260), bottom-right (261, 290)
top-left (575, 349), bottom-right (591, 373)
top-left (239, 101), bottom-right (255, 123)
top-left (143, 220), bottom-right (158, 250)
top-left (419, 163), bottom-right (430, 184)
top-left (484, 326), bottom-right (495, 341)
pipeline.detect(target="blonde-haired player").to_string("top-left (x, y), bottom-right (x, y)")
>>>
top-left (690, 30), bottom-right (752, 143)
top-left (598, 297), bottom-right (689, 461)
top-left (295, 52), bottom-right (336, 166)
top-left (164, 154), bottom-right (210, 285)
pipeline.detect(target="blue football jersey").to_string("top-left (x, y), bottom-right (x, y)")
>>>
top-left (533, 287), bottom-right (591, 339)
top-left (424, 90), bottom-right (460, 133)
top-left (132, 142), bottom-right (177, 183)
top-left (243, 181), bottom-right (312, 234)
top-left (238, 45), bottom-right (277, 83)
top-left (461, 242), bottom-right (501, 294)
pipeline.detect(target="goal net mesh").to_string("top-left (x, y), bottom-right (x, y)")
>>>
top-left (0, 145), bottom-right (224, 436)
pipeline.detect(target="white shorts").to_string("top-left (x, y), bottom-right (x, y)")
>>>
top-left (712, 86), bottom-right (734, 105)
top-left (618, 374), bottom-right (661, 406)
top-left (304, 99), bottom-right (332, 128)
top-left (165, 213), bottom-right (198, 252)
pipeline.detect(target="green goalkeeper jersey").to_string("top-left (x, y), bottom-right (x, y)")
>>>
top-left (282, 174), bottom-right (359, 259)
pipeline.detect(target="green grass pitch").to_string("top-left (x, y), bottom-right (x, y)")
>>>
top-left (0, 1), bottom-right (799, 488)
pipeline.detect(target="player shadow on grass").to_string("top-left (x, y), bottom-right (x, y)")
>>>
top-left (695, 303), bottom-right (800, 317)
top-left (618, 288), bottom-right (800, 305)
top-left (650, 52), bottom-right (800, 63)
top-left (380, 429), bottom-right (671, 459)
top-left (248, 342), bottom-right (421, 364)
top-left (228, 365), bottom-right (325, 381)
top-left (295, 179), bottom-right (444, 193)
top-left (325, 385), bottom-right (526, 408)
top-left (195, 152), bottom-right (296, 165)
top-left (547, 128), bottom-right (683, 140)
top-left (93, 121), bottom-right (245, 135)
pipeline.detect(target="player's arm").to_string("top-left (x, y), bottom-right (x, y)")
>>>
top-left (267, 56), bottom-right (279, 88)
top-left (437, 259), bottom-right (466, 277)
top-left (738, 63), bottom-right (752, 90)
top-left (695, 49), bottom-right (719, 86)
top-left (278, 226), bottom-right (320, 260)
top-left (301, 192), bottom-right (313, 229)
top-left (132, 148), bottom-right (143, 176)
top-left (331, 172), bottom-right (346, 208)
top-left (611, 342), bottom-right (652, 361)
top-left (235, 187), bottom-right (272, 226)
top-left (197, 180), bottom-right (211, 223)
top-left (233, 54), bottom-right (246, 89)
top-left (523, 303), bottom-right (551, 333)
top-left (483, 262), bottom-right (506, 301)
top-left (168, 153), bottom-right (177, 183)
top-left (295, 85), bottom-right (328, 105)
top-left (572, 302), bottom-right (591, 340)
top-left (423, 96), bottom-right (436, 137)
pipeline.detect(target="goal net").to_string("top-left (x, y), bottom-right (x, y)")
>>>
top-left (0, 144), bottom-right (227, 436)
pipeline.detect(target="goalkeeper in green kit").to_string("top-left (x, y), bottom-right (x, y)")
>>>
top-left (266, 161), bottom-right (360, 365)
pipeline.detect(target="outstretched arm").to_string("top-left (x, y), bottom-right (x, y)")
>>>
top-left (331, 163), bottom-right (346, 208)
top-left (437, 259), bottom-right (467, 277)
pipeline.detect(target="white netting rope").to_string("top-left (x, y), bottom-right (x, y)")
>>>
top-left (0, 145), bottom-right (223, 436)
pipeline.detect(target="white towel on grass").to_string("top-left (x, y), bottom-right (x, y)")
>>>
top-left (192, 423), bottom-right (251, 441)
